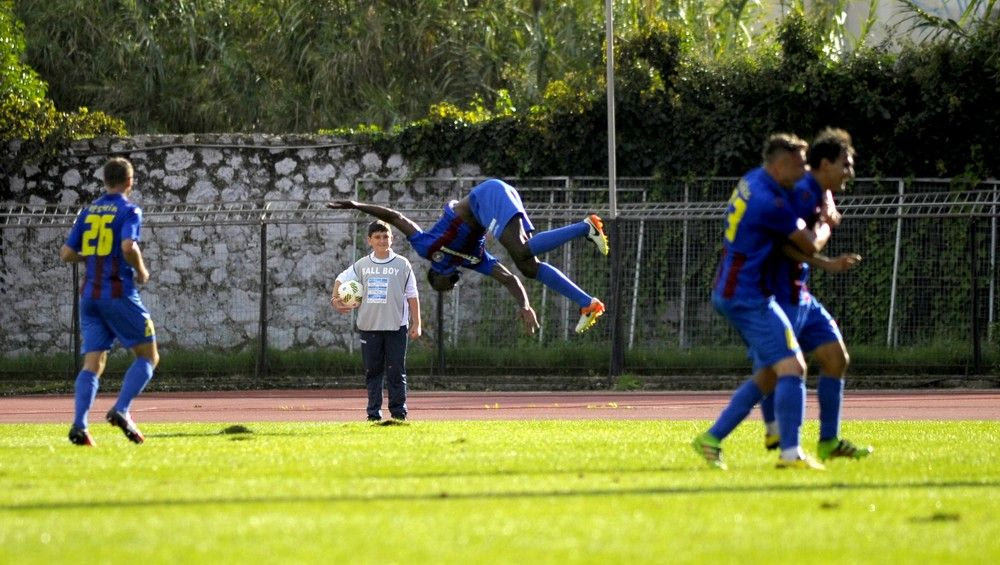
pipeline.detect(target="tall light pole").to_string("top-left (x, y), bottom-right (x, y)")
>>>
top-left (604, 0), bottom-right (625, 378)
top-left (604, 0), bottom-right (617, 219)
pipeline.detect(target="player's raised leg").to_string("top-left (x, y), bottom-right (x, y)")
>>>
top-left (498, 216), bottom-right (605, 333)
top-left (527, 214), bottom-right (609, 256)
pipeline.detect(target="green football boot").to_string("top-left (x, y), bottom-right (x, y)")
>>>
top-left (691, 432), bottom-right (728, 470)
top-left (817, 438), bottom-right (873, 461)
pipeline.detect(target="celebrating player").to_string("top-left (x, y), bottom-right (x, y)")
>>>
top-left (756, 128), bottom-right (872, 461)
top-left (693, 130), bottom-right (870, 470)
top-left (60, 157), bottom-right (159, 446)
top-left (327, 178), bottom-right (609, 334)
top-left (693, 133), bottom-right (828, 470)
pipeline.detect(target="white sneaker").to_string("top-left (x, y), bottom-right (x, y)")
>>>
top-left (584, 214), bottom-right (609, 256)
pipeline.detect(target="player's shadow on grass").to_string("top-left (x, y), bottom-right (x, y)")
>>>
top-left (5, 479), bottom-right (999, 512)
top-left (146, 425), bottom-right (293, 439)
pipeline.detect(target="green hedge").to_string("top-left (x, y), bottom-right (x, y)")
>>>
top-left (373, 14), bottom-right (1000, 183)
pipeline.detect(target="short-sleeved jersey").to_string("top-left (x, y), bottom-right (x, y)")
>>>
top-left (65, 193), bottom-right (143, 299)
top-left (712, 167), bottom-right (803, 302)
top-left (768, 172), bottom-right (825, 304)
top-left (407, 201), bottom-right (499, 276)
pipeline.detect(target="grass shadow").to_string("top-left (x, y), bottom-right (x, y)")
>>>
top-left (5, 479), bottom-right (998, 512)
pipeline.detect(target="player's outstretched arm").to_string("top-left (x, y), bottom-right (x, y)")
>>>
top-left (327, 200), bottom-right (420, 238)
top-left (489, 262), bottom-right (540, 334)
top-left (781, 243), bottom-right (861, 273)
top-left (811, 253), bottom-right (862, 273)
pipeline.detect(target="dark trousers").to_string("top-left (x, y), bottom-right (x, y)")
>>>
top-left (360, 326), bottom-right (408, 419)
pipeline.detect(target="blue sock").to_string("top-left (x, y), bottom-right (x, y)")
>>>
top-left (527, 222), bottom-right (589, 256)
top-left (708, 380), bottom-right (764, 441)
top-left (73, 370), bottom-right (99, 429)
top-left (115, 358), bottom-right (155, 413)
top-left (760, 392), bottom-right (775, 426)
top-left (534, 262), bottom-right (591, 307)
top-left (817, 375), bottom-right (844, 441)
top-left (774, 375), bottom-right (805, 450)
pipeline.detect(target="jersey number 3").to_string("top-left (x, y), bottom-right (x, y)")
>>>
top-left (81, 214), bottom-right (115, 256)
top-left (724, 195), bottom-right (747, 243)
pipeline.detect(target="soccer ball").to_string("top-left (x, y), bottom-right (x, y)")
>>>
top-left (338, 280), bottom-right (363, 308)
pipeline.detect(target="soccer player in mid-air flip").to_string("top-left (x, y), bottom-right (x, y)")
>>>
top-left (327, 178), bottom-right (609, 334)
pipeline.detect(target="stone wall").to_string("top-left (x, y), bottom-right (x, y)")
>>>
top-left (1, 134), bottom-right (483, 356)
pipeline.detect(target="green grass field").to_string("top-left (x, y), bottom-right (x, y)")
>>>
top-left (1, 420), bottom-right (998, 564)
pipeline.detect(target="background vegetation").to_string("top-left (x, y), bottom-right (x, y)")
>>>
top-left (4, 0), bottom-right (999, 179)
top-left (1, 1), bottom-right (125, 176)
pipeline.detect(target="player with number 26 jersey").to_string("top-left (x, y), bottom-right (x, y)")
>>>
top-left (61, 157), bottom-right (160, 448)
top-left (66, 193), bottom-right (144, 300)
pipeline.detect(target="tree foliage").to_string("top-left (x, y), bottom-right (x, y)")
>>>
top-left (9, 1), bottom-right (1000, 179)
top-left (1, 0), bottom-right (125, 176)
top-left (372, 13), bottom-right (1000, 180)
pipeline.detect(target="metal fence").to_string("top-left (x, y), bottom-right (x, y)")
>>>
top-left (1, 177), bottom-right (996, 382)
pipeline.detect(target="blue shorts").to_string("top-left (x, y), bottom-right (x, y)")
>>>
top-left (469, 179), bottom-right (534, 239)
top-left (713, 294), bottom-right (801, 373)
top-left (80, 295), bottom-right (156, 354)
top-left (782, 292), bottom-right (842, 353)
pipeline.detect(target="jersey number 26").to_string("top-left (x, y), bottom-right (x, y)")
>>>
top-left (81, 214), bottom-right (115, 256)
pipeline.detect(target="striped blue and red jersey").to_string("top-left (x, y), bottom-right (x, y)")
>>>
top-left (407, 201), bottom-right (498, 276)
top-left (768, 172), bottom-right (825, 304)
top-left (65, 193), bottom-right (143, 300)
top-left (712, 167), bottom-right (803, 302)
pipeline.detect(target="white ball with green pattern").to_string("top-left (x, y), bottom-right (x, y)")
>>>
top-left (337, 280), bottom-right (363, 308)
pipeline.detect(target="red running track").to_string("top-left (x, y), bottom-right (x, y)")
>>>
top-left (1, 390), bottom-right (997, 423)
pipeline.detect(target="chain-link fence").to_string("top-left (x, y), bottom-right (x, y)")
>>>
top-left (1, 177), bottom-right (997, 389)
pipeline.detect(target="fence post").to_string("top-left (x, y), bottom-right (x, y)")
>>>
top-left (71, 263), bottom-right (80, 376)
top-left (256, 211), bottom-right (269, 380)
top-left (970, 217), bottom-right (982, 375)
top-left (989, 183), bottom-right (997, 343)
top-left (562, 181), bottom-right (574, 340)
top-left (887, 179), bottom-right (904, 346)
top-left (538, 190), bottom-right (555, 344)
top-left (349, 179), bottom-right (361, 355)
top-left (436, 291), bottom-right (445, 375)
top-left (679, 181), bottom-right (690, 348)
top-left (627, 190), bottom-right (646, 349)
top-left (608, 219), bottom-right (625, 378)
